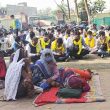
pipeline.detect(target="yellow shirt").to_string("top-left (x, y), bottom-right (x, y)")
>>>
top-left (51, 40), bottom-right (65, 54)
top-left (40, 38), bottom-right (51, 49)
top-left (31, 42), bottom-right (41, 54)
top-left (73, 37), bottom-right (82, 55)
top-left (64, 35), bottom-right (69, 39)
top-left (99, 38), bottom-right (107, 45)
top-left (10, 19), bottom-right (16, 29)
top-left (85, 37), bottom-right (95, 48)
top-left (107, 36), bottom-right (110, 52)
top-left (99, 37), bottom-right (110, 52)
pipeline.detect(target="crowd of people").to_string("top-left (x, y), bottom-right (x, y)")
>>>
top-left (0, 16), bottom-right (110, 101)
top-left (1, 22), bottom-right (110, 61)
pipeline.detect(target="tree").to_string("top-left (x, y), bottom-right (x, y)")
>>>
top-left (78, 0), bottom-right (86, 11)
top-left (92, 0), bottom-right (106, 13)
top-left (84, 0), bottom-right (91, 25)
top-left (78, 0), bottom-right (106, 22)
top-left (66, 0), bottom-right (71, 20)
top-left (53, 0), bottom-right (72, 21)
top-left (53, 0), bottom-right (68, 21)
top-left (78, 0), bottom-right (88, 21)
top-left (74, 0), bottom-right (80, 24)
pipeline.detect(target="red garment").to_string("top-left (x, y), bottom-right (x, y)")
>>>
top-left (0, 57), bottom-right (6, 78)
top-left (64, 68), bottom-right (91, 81)
top-left (34, 87), bottom-right (87, 106)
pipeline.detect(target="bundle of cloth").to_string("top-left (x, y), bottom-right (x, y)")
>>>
top-left (56, 68), bottom-right (91, 98)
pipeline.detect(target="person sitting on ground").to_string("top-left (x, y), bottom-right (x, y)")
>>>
top-left (51, 38), bottom-right (69, 62)
top-left (85, 31), bottom-right (97, 54)
top-left (26, 37), bottom-right (41, 63)
top-left (4, 48), bottom-right (43, 101)
top-left (90, 24), bottom-right (98, 35)
top-left (19, 30), bottom-right (28, 46)
top-left (11, 36), bottom-right (22, 51)
top-left (96, 31), bottom-right (108, 58)
top-left (79, 27), bottom-right (87, 39)
top-left (68, 31), bottom-right (90, 59)
top-left (63, 29), bottom-right (71, 47)
top-left (26, 27), bottom-right (35, 43)
top-left (107, 40), bottom-right (110, 55)
top-left (40, 32), bottom-right (51, 50)
top-left (32, 49), bottom-right (60, 90)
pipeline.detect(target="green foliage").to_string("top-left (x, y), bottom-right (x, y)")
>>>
top-left (93, 0), bottom-right (106, 13)
top-left (78, 0), bottom-right (106, 20)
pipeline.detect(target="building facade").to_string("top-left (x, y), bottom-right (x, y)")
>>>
top-left (6, 2), bottom-right (37, 16)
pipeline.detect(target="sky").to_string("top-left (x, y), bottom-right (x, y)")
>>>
top-left (0, 0), bottom-right (109, 11)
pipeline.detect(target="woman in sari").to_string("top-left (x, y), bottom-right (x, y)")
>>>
top-left (4, 48), bottom-right (42, 101)
top-left (32, 49), bottom-right (60, 90)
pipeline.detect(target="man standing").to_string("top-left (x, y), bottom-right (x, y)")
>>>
top-left (10, 15), bottom-right (21, 36)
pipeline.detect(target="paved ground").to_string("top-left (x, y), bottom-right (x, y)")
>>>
top-left (0, 54), bottom-right (110, 110)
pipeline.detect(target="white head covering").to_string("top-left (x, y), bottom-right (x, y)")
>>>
top-left (40, 49), bottom-right (56, 63)
top-left (39, 49), bottom-right (56, 76)
top-left (4, 49), bottom-right (25, 101)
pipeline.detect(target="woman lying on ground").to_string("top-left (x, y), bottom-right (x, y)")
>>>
top-left (4, 48), bottom-right (43, 101)
top-left (59, 68), bottom-right (92, 92)
top-left (32, 49), bottom-right (92, 92)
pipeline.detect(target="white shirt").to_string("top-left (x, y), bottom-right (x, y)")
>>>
top-left (26, 33), bottom-right (31, 43)
top-left (26, 41), bottom-right (41, 57)
top-left (66, 36), bottom-right (74, 48)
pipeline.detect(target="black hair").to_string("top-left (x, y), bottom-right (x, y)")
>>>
top-left (57, 38), bottom-right (63, 44)
top-left (30, 31), bottom-right (35, 39)
top-left (48, 33), bottom-right (54, 39)
top-left (51, 29), bottom-right (54, 33)
top-left (74, 30), bottom-right (80, 36)
top-left (79, 27), bottom-right (83, 31)
top-left (47, 28), bottom-right (51, 31)
top-left (10, 15), bottom-right (14, 18)
top-left (99, 31), bottom-right (105, 36)
top-left (15, 36), bottom-right (20, 42)
top-left (57, 28), bottom-right (61, 32)
top-left (44, 32), bottom-right (48, 37)
top-left (32, 37), bottom-right (38, 41)
top-left (66, 29), bottom-right (71, 35)
top-left (87, 31), bottom-right (92, 35)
